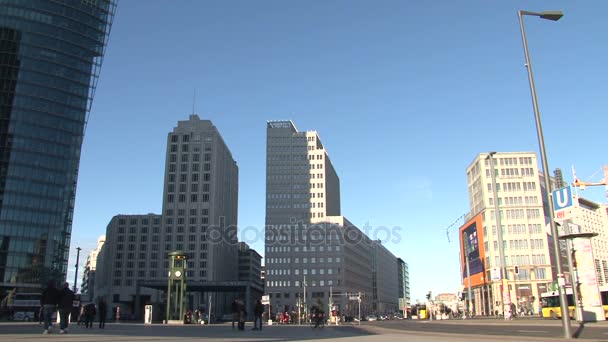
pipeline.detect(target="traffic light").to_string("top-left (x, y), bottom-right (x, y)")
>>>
top-left (574, 179), bottom-right (586, 190)
top-left (514, 265), bottom-right (519, 275)
top-left (460, 292), bottom-right (466, 301)
top-left (426, 291), bottom-right (432, 300)
top-left (531, 296), bottom-right (536, 302)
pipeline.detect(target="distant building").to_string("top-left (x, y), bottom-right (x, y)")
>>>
top-left (238, 242), bottom-right (263, 313)
top-left (264, 121), bottom-right (400, 318)
top-left (371, 240), bottom-right (398, 314)
top-left (81, 236), bottom-right (106, 300)
top-left (238, 242), bottom-right (263, 289)
top-left (397, 258), bottom-right (410, 313)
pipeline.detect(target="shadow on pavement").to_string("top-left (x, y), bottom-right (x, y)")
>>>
top-left (0, 322), bottom-right (375, 341)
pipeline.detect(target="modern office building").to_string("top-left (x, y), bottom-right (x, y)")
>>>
top-left (95, 115), bottom-right (244, 318)
top-left (397, 258), bottom-right (410, 313)
top-left (265, 120), bottom-right (399, 317)
top-left (81, 235), bottom-right (105, 300)
top-left (0, 0), bottom-right (116, 293)
top-left (371, 240), bottom-right (398, 314)
top-left (462, 152), bottom-right (554, 316)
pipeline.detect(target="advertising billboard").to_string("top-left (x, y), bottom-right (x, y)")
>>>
top-left (459, 213), bottom-right (486, 287)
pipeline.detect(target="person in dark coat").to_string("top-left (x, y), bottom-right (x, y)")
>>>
top-left (84, 303), bottom-right (96, 328)
top-left (58, 282), bottom-right (75, 334)
top-left (231, 299), bottom-right (239, 329)
top-left (98, 297), bottom-right (108, 329)
top-left (253, 299), bottom-right (264, 331)
top-left (41, 280), bottom-right (60, 334)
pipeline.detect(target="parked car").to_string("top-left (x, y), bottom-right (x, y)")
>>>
top-left (367, 315), bottom-right (378, 322)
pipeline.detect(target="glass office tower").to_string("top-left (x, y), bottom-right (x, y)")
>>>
top-left (0, 0), bottom-right (116, 291)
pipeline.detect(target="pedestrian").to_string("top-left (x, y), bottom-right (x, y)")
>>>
top-left (253, 299), bottom-right (264, 331)
top-left (509, 302), bottom-right (516, 320)
top-left (58, 282), bottom-right (75, 334)
top-left (98, 297), bottom-right (107, 329)
top-left (238, 300), bottom-right (246, 331)
top-left (84, 302), bottom-right (96, 328)
top-left (231, 299), bottom-right (239, 329)
top-left (40, 280), bottom-right (60, 334)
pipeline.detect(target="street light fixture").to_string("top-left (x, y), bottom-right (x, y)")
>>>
top-left (518, 9), bottom-right (571, 339)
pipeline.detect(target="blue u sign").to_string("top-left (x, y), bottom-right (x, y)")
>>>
top-left (552, 186), bottom-right (572, 210)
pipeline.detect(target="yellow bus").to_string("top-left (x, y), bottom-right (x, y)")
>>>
top-left (600, 285), bottom-right (608, 319)
top-left (540, 289), bottom-right (575, 319)
top-left (413, 304), bottom-right (428, 319)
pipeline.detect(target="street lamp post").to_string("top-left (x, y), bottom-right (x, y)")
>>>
top-left (487, 152), bottom-right (506, 317)
top-left (518, 9), bottom-right (571, 339)
top-left (73, 247), bottom-right (81, 293)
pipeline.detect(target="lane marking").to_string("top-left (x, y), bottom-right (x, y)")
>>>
top-left (517, 330), bottom-right (549, 333)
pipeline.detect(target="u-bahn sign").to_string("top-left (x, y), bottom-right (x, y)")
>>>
top-left (552, 186), bottom-right (573, 221)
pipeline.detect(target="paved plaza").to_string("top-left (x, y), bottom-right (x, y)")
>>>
top-left (1, 320), bottom-right (608, 342)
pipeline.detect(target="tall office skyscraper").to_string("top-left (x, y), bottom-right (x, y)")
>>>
top-left (266, 121), bottom-right (393, 316)
top-left (94, 115), bottom-right (240, 316)
top-left (0, 0), bottom-right (116, 290)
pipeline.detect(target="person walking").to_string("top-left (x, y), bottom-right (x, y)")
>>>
top-left (231, 299), bottom-right (239, 329)
top-left (58, 282), bottom-right (75, 334)
top-left (40, 280), bottom-right (60, 334)
top-left (253, 299), bottom-right (264, 331)
top-left (509, 302), bottom-right (517, 321)
top-left (238, 300), bottom-right (247, 331)
top-left (98, 297), bottom-right (107, 329)
top-left (83, 302), bottom-right (96, 328)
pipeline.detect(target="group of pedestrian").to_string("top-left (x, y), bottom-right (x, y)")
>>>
top-left (40, 280), bottom-right (107, 334)
top-left (230, 298), bottom-right (265, 331)
top-left (230, 299), bottom-right (247, 331)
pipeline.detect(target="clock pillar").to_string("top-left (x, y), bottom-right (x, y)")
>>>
top-left (166, 250), bottom-right (188, 323)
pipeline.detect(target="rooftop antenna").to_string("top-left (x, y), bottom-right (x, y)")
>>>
top-left (192, 88), bottom-right (196, 115)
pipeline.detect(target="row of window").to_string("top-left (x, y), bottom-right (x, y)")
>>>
top-left (112, 270), bottom-right (205, 286)
top-left (487, 224), bottom-right (543, 236)
top-left (267, 245), bottom-right (340, 253)
top-left (116, 243), bottom-right (208, 252)
top-left (266, 280), bottom-right (337, 287)
top-left (267, 268), bottom-right (336, 276)
top-left (267, 257), bottom-right (341, 264)
top-left (167, 193), bottom-right (210, 203)
top-left (484, 156), bottom-right (534, 167)
top-left (168, 152), bottom-right (211, 163)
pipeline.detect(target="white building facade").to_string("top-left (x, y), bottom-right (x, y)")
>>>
top-left (465, 152), bottom-right (554, 316)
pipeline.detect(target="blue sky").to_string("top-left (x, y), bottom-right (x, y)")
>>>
top-left (67, 0), bottom-right (608, 302)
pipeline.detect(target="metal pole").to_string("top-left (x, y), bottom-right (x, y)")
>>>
top-left (518, 10), bottom-right (571, 338)
top-left (358, 292), bottom-right (361, 326)
top-left (565, 237), bottom-right (580, 321)
top-left (73, 247), bottom-right (81, 293)
top-left (208, 294), bottom-right (212, 324)
top-left (303, 275), bottom-right (307, 322)
top-left (488, 152), bottom-right (506, 316)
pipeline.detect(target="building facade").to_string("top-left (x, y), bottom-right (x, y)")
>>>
top-left (95, 115), bottom-right (241, 317)
top-left (569, 196), bottom-right (608, 285)
top-left (397, 258), bottom-right (410, 313)
top-left (372, 240), bottom-right (398, 314)
top-left (463, 152), bottom-right (554, 316)
top-left (81, 235), bottom-right (105, 300)
top-left (264, 120), bottom-right (399, 318)
top-left (0, 0), bottom-right (116, 292)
